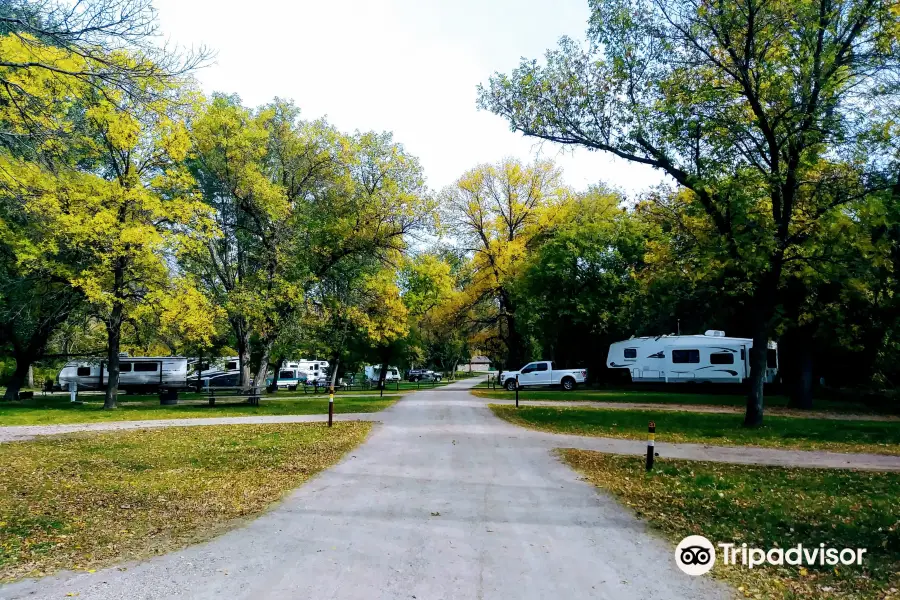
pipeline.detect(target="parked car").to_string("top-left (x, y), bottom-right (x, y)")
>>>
top-left (498, 361), bottom-right (587, 391)
top-left (407, 369), bottom-right (443, 382)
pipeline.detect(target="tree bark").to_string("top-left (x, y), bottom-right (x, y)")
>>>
top-left (103, 257), bottom-right (126, 409)
top-left (103, 306), bottom-right (123, 409)
top-left (3, 357), bottom-right (33, 400)
top-left (268, 356), bottom-right (284, 392)
top-left (232, 317), bottom-right (252, 390)
top-left (254, 338), bottom-right (274, 392)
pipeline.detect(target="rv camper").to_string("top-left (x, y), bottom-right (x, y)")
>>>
top-left (364, 365), bottom-right (400, 384)
top-left (606, 330), bottom-right (778, 384)
top-left (58, 356), bottom-right (190, 393)
top-left (188, 356), bottom-right (242, 389)
top-left (283, 359), bottom-right (329, 381)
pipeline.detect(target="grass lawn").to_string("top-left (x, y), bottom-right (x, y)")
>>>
top-left (491, 405), bottom-right (900, 455)
top-left (0, 422), bottom-right (371, 582)
top-left (562, 450), bottom-right (900, 599)
top-left (474, 388), bottom-right (889, 415)
top-left (0, 394), bottom-right (396, 426)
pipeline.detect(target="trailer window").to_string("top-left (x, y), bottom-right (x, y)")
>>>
top-left (279, 370), bottom-right (294, 379)
top-left (710, 353), bottom-right (734, 365)
top-left (767, 349), bottom-right (778, 368)
top-left (226, 361), bottom-right (237, 370)
top-left (624, 348), bottom-right (637, 359)
top-left (535, 363), bottom-right (548, 371)
top-left (134, 362), bottom-right (158, 372)
top-left (76, 367), bottom-right (91, 376)
top-left (672, 349), bottom-right (700, 364)
top-left (120, 363), bottom-right (132, 372)
top-left (741, 349), bottom-right (745, 361)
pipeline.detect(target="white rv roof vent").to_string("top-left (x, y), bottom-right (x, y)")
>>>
top-left (704, 330), bottom-right (726, 337)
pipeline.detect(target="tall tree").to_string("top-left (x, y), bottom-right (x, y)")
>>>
top-left (441, 158), bottom-right (568, 367)
top-left (478, 0), bottom-right (900, 424)
top-left (0, 0), bottom-right (210, 150)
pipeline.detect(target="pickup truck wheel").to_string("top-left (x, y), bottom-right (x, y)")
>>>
top-left (504, 379), bottom-right (517, 391)
top-left (561, 377), bottom-right (576, 391)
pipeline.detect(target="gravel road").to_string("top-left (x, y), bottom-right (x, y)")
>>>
top-left (0, 376), bottom-right (730, 600)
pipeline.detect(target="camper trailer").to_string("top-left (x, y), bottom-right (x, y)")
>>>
top-left (266, 367), bottom-right (308, 391)
top-left (283, 359), bottom-right (329, 381)
top-left (606, 330), bottom-right (778, 384)
top-left (58, 356), bottom-right (190, 393)
top-left (364, 365), bottom-right (400, 384)
top-left (188, 357), bottom-right (242, 389)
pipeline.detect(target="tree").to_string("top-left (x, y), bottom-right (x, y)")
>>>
top-left (515, 187), bottom-right (648, 378)
top-left (440, 158), bottom-right (569, 367)
top-left (189, 97), bottom-right (433, 389)
top-left (478, 0), bottom-right (900, 424)
top-left (0, 0), bottom-right (210, 150)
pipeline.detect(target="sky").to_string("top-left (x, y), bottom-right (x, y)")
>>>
top-left (153, 0), bottom-right (662, 195)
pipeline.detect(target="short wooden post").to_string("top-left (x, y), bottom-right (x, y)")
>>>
top-left (328, 386), bottom-right (334, 427)
top-left (646, 421), bottom-right (656, 471)
top-left (515, 374), bottom-right (519, 408)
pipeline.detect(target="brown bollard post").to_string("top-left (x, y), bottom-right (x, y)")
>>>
top-left (515, 374), bottom-right (520, 408)
top-left (328, 386), bottom-right (334, 427)
top-left (646, 421), bottom-right (656, 471)
top-left (380, 380), bottom-right (384, 397)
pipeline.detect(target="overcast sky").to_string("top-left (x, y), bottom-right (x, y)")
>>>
top-left (153, 0), bottom-right (662, 195)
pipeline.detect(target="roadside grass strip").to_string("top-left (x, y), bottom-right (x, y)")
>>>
top-left (561, 450), bottom-right (900, 599)
top-left (474, 389), bottom-right (885, 415)
top-left (490, 405), bottom-right (900, 456)
top-left (0, 395), bottom-right (396, 426)
top-left (0, 422), bottom-right (371, 581)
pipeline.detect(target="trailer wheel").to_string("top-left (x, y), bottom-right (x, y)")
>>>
top-left (504, 379), bottom-right (517, 391)
top-left (289, 385), bottom-right (297, 392)
top-left (561, 377), bottom-right (576, 391)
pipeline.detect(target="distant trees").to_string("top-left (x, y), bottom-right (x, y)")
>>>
top-left (439, 159), bottom-right (568, 367)
top-left (479, 0), bottom-right (900, 424)
top-left (0, 1), bottom-right (431, 403)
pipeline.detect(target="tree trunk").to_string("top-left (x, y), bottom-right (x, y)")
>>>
top-left (329, 354), bottom-right (340, 390)
top-left (3, 356), bottom-right (32, 400)
top-left (104, 307), bottom-right (123, 409)
top-left (232, 317), bottom-right (252, 390)
top-left (254, 338), bottom-right (274, 392)
top-left (268, 356), bottom-right (284, 392)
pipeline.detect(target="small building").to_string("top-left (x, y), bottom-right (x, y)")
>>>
top-left (460, 355), bottom-right (492, 373)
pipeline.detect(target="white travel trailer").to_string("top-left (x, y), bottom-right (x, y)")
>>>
top-left (364, 365), bottom-right (400, 383)
top-left (606, 330), bottom-right (779, 384)
top-left (283, 359), bottom-right (329, 380)
top-left (58, 356), bottom-right (190, 393)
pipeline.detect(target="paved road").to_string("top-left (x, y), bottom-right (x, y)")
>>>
top-left (1, 377), bottom-right (729, 600)
top-left (4, 393), bottom-right (898, 471)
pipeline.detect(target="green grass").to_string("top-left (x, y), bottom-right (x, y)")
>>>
top-left (562, 450), bottom-right (900, 599)
top-left (473, 388), bottom-right (887, 415)
top-left (0, 422), bottom-right (371, 582)
top-left (0, 394), bottom-right (396, 426)
top-left (490, 405), bottom-right (900, 455)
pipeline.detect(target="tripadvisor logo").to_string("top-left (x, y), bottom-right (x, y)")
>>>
top-left (675, 535), bottom-right (716, 576)
top-left (675, 536), bottom-right (868, 576)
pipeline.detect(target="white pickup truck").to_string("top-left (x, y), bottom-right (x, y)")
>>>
top-left (499, 361), bottom-right (587, 391)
